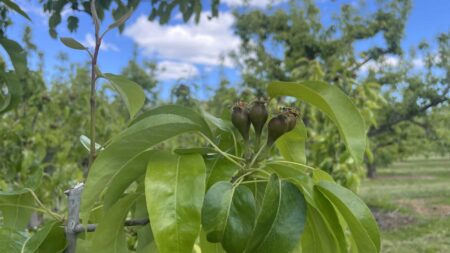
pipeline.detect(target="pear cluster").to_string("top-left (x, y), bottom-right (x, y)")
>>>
top-left (231, 100), bottom-right (299, 147)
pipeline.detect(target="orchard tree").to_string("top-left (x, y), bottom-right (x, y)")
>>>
top-left (364, 33), bottom-right (450, 176)
top-left (230, 0), bottom-right (449, 178)
top-left (1, 1), bottom-right (382, 253)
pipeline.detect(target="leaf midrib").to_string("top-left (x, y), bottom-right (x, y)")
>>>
top-left (256, 178), bottom-right (283, 251)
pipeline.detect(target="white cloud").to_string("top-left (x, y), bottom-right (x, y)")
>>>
top-left (222, 0), bottom-right (286, 7)
top-left (157, 61), bottom-right (199, 80)
top-left (83, 33), bottom-right (119, 52)
top-left (124, 12), bottom-right (240, 67)
top-left (359, 56), bottom-right (424, 72)
top-left (412, 58), bottom-right (425, 68)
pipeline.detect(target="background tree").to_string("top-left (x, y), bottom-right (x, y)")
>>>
top-left (229, 0), bottom-right (448, 179)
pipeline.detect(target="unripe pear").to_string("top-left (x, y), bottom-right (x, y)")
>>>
top-left (282, 107), bottom-right (299, 132)
top-left (249, 100), bottom-right (268, 139)
top-left (267, 114), bottom-right (289, 146)
top-left (231, 102), bottom-right (250, 141)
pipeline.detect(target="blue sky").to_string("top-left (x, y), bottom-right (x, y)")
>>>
top-left (6, 0), bottom-right (450, 100)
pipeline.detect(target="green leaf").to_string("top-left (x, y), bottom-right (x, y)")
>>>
top-left (202, 111), bottom-right (233, 132)
top-left (244, 174), bottom-right (307, 253)
top-left (103, 150), bottom-right (154, 209)
top-left (79, 135), bottom-right (104, 152)
top-left (0, 71), bottom-right (22, 114)
top-left (268, 80), bottom-right (366, 164)
top-left (0, 172), bottom-right (41, 233)
top-left (1, 0), bottom-right (31, 20)
top-left (131, 105), bottom-right (213, 139)
top-left (202, 181), bottom-right (256, 253)
top-left (81, 106), bottom-right (210, 223)
top-left (304, 204), bottom-right (340, 253)
top-left (60, 37), bottom-right (87, 50)
top-left (0, 38), bottom-right (27, 75)
top-left (90, 194), bottom-right (140, 253)
top-left (107, 8), bottom-right (134, 31)
top-left (103, 73), bottom-right (145, 119)
top-left (145, 151), bottom-right (206, 253)
top-left (0, 192), bottom-right (34, 229)
top-left (317, 181), bottom-right (380, 253)
top-left (199, 229), bottom-right (226, 253)
top-left (24, 221), bottom-right (67, 253)
top-left (205, 158), bottom-right (239, 190)
top-left (267, 163), bottom-right (347, 253)
top-left (275, 120), bottom-right (307, 164)
top-left (0, 228), bottom-right (27, 253)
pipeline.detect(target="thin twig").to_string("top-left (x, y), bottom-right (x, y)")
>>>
top-left (88, 6), bottom-right (102, 175)
top-left (73, 218), bottom-right (149, 233)
top-left (200, 133), bottom-right (245, 169)
top-left (24, 188), bottom-right (63, 221)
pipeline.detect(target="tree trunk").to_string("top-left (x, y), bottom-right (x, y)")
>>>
top-left (367, 162), bottom-right (377, 178)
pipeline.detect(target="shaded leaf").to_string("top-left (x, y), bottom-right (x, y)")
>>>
top-left (146, 152), bottom-right (206, 253)
top-left (108, 8), bottom-right (134, 31)
top-left (24, 221), bottom-right (67, 253)
top-left (0, 38), bottom-right (27, 75)
top-left (205, 158), bottom-right (239, 190)
top-left (199, 229), bottom-right (226, 253)
top-left (2, 0), bottom-right (31, 20)
top-left (244, 174), bottom-right (307, 253)
top-left (0, 71), bottom-right (22, 114)
top-left (202, 181), bottom-right (256, 253)
top-left (60, 37), bottom-right (86, 50)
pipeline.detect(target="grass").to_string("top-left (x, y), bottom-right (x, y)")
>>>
top-left (360, 157), bottom-right (450, 253)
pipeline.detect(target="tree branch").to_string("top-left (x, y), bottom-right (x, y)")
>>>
top-left (368, 94), bottom-right (449, 137)
top-left (73, 218), bottom-right (149, 233)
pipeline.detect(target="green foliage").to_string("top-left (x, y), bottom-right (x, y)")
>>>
top-left (73, 79), bottom-right (380, 252)
top-left (103, 73), bottom-right (145, 119)
top-left (90, 194), bottom-right (140, 253)
top-left (40, 0), bottom-right (220, 37)
top-left (24, 221), bottom-right (67, 253)
top-left (268, 80), bottom-right (366, 164)
top-left (145, 152), bottom-right (206, 253)
top-left (202, 181), bottom-right (256, 253)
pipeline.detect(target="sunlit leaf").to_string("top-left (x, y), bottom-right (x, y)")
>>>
top-left (146, 151), bottom-right (206, 253)
top-left (317, 181), bottom-right (380, 253)
top-left (268, 80), bottom-right (366, 163)
top-left (0, 228), bottom-right (27, 253)
top-left (81, 106), bottom-right (211, 223)
top-left (103, 150), bottom-right (154, 209)
top-left (275, 121), bottom-right (307, 164)
top-left (103, 73), bottom-right (145, 119)
top-left (89, 194), bottom-right (140, 253)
